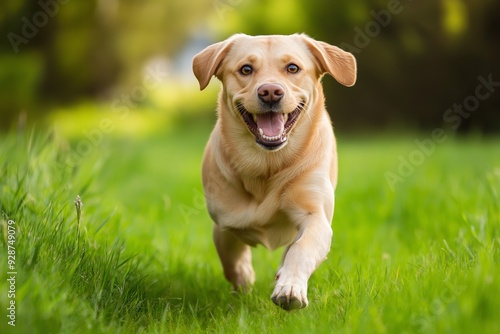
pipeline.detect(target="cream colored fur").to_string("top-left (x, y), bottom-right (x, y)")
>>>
top-left (192, 33), bottom-right (356, 310)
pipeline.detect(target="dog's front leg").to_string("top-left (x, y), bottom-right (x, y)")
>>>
top-left (271, 214), bottom-right (332, 310)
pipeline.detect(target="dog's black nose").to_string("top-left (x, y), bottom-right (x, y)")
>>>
top-left (258, 83), bottom-right (285, 104)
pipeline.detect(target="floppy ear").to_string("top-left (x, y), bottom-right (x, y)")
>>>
top-left (192, 35), bottom-right (240, 90)
top-left (301, 35), bottom-right (357, 87)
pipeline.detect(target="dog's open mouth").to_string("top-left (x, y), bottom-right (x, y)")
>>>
top-left (237, 103), bottom-right (304, 150)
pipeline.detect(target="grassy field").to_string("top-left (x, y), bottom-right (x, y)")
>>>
top-left (0, 120), bottom-right (499, 333)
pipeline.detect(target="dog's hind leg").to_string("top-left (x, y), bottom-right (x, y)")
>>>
top-left (213, 224), bottom-right (255, 291)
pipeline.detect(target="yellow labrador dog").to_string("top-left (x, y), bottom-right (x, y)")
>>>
top-left (192, 33), bottom-right (356, 310)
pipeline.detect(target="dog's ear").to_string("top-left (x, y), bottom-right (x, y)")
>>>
top-left (192, 35), bottom-right (241, 90)
top-left (301, 35), bottom-right (357, 87)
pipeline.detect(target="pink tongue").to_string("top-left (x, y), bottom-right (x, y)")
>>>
top-left (256, 112), bottom-right (285, 137)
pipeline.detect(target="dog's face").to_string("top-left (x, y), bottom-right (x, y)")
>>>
top-left (217, 35), bottom-right (317, 151)
top-left (193, 34), bottom-right (356, 151)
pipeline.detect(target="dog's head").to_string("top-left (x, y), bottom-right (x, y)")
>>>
top-left (193, 34), bottom-right (356, 151)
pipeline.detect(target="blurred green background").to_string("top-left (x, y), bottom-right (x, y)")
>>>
top-left (1, 3), bottom-right (499, 332)
top-left (0, 0), bottom-right (499, 134)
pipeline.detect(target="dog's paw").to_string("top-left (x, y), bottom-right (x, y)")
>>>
top-left (227, 264), bottom-right (255, 292)
top-left (271, 280), bottom-right (308, 311)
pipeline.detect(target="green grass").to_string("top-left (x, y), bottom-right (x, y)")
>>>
top-left (0, 121), bottom-right (499, 333)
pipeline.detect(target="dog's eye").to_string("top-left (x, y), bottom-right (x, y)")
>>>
top-left (239, 65), bottom-right (253, 75)
top-left (286, 64), bottom-right (300, 74)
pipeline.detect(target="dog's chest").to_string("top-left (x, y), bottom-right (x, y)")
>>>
top-left (221, 179), bottom-right (298, 249)
top-left (240, 175), bottom-right (269, 201)
top-left (226, 211), bottom-right (298, 250)
top-left (208, 171), bottom-right (300, 248)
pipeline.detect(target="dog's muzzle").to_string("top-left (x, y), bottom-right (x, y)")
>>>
top-left (237, 102), bottom-right (304, 151)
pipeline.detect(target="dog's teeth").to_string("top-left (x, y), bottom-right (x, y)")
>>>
top-left (253, 114), bottom-right (257, 122)
top-left (284, 113), bottom-right (288, 123)
top-left (258, 127), bottom-right (287, 142)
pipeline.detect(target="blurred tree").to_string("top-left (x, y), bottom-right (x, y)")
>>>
top-left (0, 0), bottom-right (212, 128)
top-left (211, 0), bottom-right (500, 133)
top-left (0, 0), bottom-right (498, 132)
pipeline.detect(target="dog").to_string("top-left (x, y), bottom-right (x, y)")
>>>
top-left (192, 33), bottom-right (356, 310)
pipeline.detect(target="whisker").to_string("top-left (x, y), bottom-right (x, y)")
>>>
top-left (300, 101), bottom-right (314, 124)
